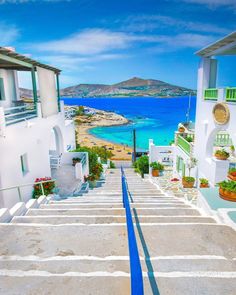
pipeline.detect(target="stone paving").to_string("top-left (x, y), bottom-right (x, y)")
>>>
top-left (0, 169), bottom-right (236, 294)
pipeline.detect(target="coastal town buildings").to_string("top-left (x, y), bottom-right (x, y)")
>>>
top-left (150, 31), bottom-right (236, 187)
top-left (0, 47), bottom-right (88, 208)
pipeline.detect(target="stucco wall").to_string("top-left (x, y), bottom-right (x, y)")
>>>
top-left (0, 110), bottom-right (73, 208)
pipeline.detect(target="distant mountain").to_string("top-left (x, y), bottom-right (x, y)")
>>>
top-left (60, 77), bottom-right (195, 98)
top-left (20, 77), bottom-right (195, 99)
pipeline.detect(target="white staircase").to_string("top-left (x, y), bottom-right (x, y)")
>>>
top-left (0, 168), bottom-right (236, 294)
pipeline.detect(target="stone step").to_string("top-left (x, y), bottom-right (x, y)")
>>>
top-left (0, 257), bottom-right (130, 273)
top-left (0, 224), bottom-right (128, 258)
top-left (0, 255), bottom-right (235, 273)
top-left (26, 208), bottom-right (200, 216)
top-left (135, 224), bottom-right (236, 259)
top-left (26, 208), bottom-right (126, 216)
top-left (0, 275), bottom-right (130, 295)
top-left (0, 271), bottom-right (236, 295)
top-left (11, 215), bottom-right (216, 225)
top-left (143, 276), bottom-right (236, 295)
top-left (12, 216), bottom-right (127, 224)
top-left (40, 203), bottom-right (190, 210)
top-left (49, 200), bottom-right (183, 205)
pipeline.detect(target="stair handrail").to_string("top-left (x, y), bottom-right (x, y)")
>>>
top-left (0, 179), bottom-right (56, 202)
top-left (121, 167), bottom-right (144, 295)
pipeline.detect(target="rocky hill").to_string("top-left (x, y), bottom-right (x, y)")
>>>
top-left (20, 77), bottom-right (195, 99)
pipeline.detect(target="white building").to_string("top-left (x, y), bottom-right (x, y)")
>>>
top-left (149, 31), bottom-right (236, 186)
top-left (0, 47), bottom-right (88, 208)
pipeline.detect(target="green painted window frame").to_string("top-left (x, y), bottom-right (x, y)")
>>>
top-left (226, 87), bottom-right (236, 102)
top-left (204, 88), bottom-right (218, 101)
top-left (0, 78), bottom-right (6, 101)
top-left (20, 153), bottom-right (29, 176)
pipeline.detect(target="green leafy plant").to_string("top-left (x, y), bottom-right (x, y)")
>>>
top-left (199, 178), bottom-right (209, 185)
top-left (75, 106), bottom-right (85, 116)
top-left (150, 162), bottom-right (164, 171)
top-left (215, 149), bottom-right (230, 158)
top-left (182, 176), bottom-right (195, 183)
top-left (218, 180), bottom-right (236, 192)
top-left (90, 162), bottom-right (103, 180)
top-left (109, 161), bottom-right (116, 169)
top-left (185, 136), bottom-right (193, 143)
top-left (230, 145), bottom-right (235, 152)
top-left (134, 155), bottom-right (149, 178)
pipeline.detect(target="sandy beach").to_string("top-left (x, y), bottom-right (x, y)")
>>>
top-left (69, 106), bottom-right (133, 160)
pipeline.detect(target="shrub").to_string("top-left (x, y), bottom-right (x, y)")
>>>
top-left (75, 106), bottom-right (85, 116)
top-left (150, 162), bottom-right (164, 171)
top-left (134, 155), bottom-right (149, 177)
top-left (91, 146), bottom-right (114, 162)
top-left (90, 162), bottom-right (103, 180)
top-left (32, 177), bottom-right (55, 199)
top-left (110, 161), bottom-right (116, 169)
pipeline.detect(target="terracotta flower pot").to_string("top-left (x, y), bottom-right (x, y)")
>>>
top-left (200, 183), bottom-right (209, 188)
top-left (228, 174), bottom-right (236, 181)
top-left (152, 169), bottom-right (159, 177)
top-left (178, 127), bottom-right (185, 133)
top-left (215, 154), bottom-right (229, 161)
top-left (182, 179), bottom-right (194, 188)
top-left (219, 187), bottom-right (236, 202)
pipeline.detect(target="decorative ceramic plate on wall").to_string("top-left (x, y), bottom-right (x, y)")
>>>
top-left (212, 103), bottom-right (230, 125)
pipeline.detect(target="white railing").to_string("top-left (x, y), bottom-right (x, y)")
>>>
top-left (4, 103), bottom-right (37, 126)
top-left (0, 179), bottom-right (56, 203)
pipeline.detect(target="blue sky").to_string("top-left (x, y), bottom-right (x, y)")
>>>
top-left (0, 0), bottom-right (235, 89)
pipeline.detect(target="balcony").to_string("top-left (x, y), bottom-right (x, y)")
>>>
top-left (204, 87), bottom-right (236, 103)
top-left (3, 102), bottom-right (37, 126)
top-left (177, 135), bottom-right (193, 156)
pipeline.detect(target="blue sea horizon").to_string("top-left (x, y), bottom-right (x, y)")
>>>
top-left (62, 96), bottom-right (196, 150)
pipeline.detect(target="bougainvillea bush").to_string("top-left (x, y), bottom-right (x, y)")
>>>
top-left (32, 177), bottom-right (55, 199)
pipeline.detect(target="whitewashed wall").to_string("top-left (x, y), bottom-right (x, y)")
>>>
top-left (37, 67), bottom-right (58, 117)
top-left (0, 69), bottom-right (19, 108)
top-left (194, 57), bottom-right (236, 185)
top-left (0, 109), bottom-right (73, 208)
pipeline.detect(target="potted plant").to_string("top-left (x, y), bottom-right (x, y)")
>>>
top-left (199, 178), bottom-right (209, 188)
top-left (182, 176), bottom-right (195, 188)
top-left (218, 180), bottom-right (236, 202)
top-left (32, 177), bottom-right (55, 199)
top-left (178, 126), bottom-right (185, 133)
top-left (228, 168), bottom-right (236, 181)
top-left (215, 149), bottom-right (230, 160)
top-left (72, 157), bottom-right (81, 166)
top-left (182, 157), bottom-right (197, 188)
top-left (150, 162), bottom-right (164, 177)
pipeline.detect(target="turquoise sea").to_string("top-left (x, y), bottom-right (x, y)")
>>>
top-left (62, 97), bottom-right (196, 150)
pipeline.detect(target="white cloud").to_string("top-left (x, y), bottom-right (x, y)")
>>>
top-left (31, 29), bottom-right (131, 55)
top-left (0, 0), bottom-right (68, 3)
top-left (36, 53), bottom-right (129, 71)
top-left (169, 0), bottom-right (236, 8)
top-left (0, 22), bottom-right (19, 45)
top-left (122, 14), bottom-right (231, 35)
top-left (148, 33), bottom-right (217, 53)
